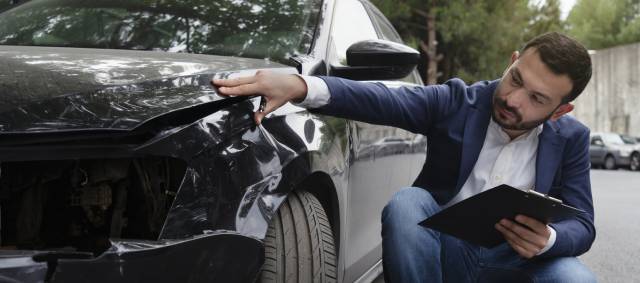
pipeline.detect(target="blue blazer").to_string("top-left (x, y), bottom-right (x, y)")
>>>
top-left (314, 76), bottom-right (595, 258)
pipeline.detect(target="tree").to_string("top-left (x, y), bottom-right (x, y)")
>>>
top-left (526, 0), bottom-right (566, 40)
top-left (567, 0), bottom-right (640, 49)
top-left (372, 0), bottom-right (565, 84)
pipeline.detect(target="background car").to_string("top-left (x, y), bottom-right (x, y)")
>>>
top-left (0, 0), bottom-right (426, 282)
top-left (590, 132), bottom-right (640, 170)
top-left (620, 134), bottom-right (640, 171)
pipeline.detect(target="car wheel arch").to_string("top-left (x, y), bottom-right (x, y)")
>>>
top-left (260, 164), bottom-right (341, 254)
top-left (294, 171), bottom-right (342, 252)
top-left (258, 169), bottom-right (341, 283)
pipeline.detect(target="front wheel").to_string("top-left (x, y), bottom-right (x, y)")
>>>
top-left (260, 190), bottom-right (337, 283)
top-left (630, 153), bottom-right (640, 171)
top-left (604, 155), bottom-right (616, 170)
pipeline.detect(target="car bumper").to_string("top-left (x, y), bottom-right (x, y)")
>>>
top-left (617, 155), bottom-right (632, 166)
top-left (0, 232), bottom-right (263, 283)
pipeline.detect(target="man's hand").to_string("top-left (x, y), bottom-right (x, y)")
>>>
top-left (212, 70), bottom-right (308, 125)
top-left (495, 214), bottom-right (551, 258)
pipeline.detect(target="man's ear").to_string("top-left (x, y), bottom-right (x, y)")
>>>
top-left (510, 51), bottom-right (520, 65)
top-left (550, 103), bottom-right (574, 121)
top-left (502, 51), bottom-right (520, 76)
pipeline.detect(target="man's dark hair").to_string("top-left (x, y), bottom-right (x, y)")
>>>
top-left (521, 32), bottom-right (592, 103)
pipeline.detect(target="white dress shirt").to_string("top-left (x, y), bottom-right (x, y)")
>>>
top-left (294, 75), bottom-right (556, 255)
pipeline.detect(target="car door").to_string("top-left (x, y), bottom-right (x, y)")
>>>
top-left (362, 0), bottom-right (426, 186)
top-left (326, 1), bottom-right (426, 281)
top-left (590, 135), bottom-right (606, 164)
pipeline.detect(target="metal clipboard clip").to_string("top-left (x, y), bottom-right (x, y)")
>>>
top-left (526, 189), bottom-right (563, 204)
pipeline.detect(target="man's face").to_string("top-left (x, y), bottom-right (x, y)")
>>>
top-left (493, 48), bottom-right (573, 132)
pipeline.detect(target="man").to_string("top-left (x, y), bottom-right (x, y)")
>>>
top-left (213, 32), bottom-right (596, 282)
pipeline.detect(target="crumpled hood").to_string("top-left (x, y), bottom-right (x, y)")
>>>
top-left (0, 46), bottom-right (293, 134)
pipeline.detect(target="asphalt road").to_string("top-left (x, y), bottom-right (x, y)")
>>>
top-left (373, 168), bottom-right (640, 283)
top-left (580, 168), bottom-right (640, 283)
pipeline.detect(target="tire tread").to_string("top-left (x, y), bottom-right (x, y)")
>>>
top-left (260, 190), bottom-right (336, 283)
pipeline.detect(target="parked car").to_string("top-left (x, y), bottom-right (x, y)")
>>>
top-left (359, 137), bottom-right (412, 159)
top-left (620, 134), bottom-right (640, 171)
top-left (0, 0), bottom-right (426, 282)
top-left (589, 132), bottom-right (639, 170)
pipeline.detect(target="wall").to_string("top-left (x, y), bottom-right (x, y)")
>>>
top-left (572, 42), bottom-right (640, 136)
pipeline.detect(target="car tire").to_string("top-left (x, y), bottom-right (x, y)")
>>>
top-left (260, 190), bottom-right (337, 283)
top-left (604, 155), bottom-right (616, 170)
top-left (630, 152), bottom-right (640, 171)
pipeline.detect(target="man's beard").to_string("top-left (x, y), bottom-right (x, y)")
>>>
top-left (492, 97), bottom-right (554, 131)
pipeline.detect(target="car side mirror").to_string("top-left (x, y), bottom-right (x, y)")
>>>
top-left (329, 39), bottom-right (420, 81)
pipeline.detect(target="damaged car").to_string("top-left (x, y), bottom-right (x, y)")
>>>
top-left (0, 0), bottom-right (426, 282)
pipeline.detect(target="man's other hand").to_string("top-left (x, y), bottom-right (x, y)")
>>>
top-left (212, 70), bottom-right (308, 125)
top-left (495, 214), bottom-right (551, 258)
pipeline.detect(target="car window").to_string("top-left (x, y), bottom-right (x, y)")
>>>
top-left (601, 133), bottom-right (625, 145)
top-left (591, 136), bottom-right (602, 145)
top-left (328, 0), bottom-right (377, 66)
top-left (359, 0), bottom-right (423, 85)
top-left (360, 0), bottom-right (402, 44)
top-left (0, 0), bottom-right (322, 64)
top-left (621, 135), bottom-right (637, 144)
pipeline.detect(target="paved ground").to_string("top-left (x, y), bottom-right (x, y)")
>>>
top-left (580, 169), bottom-right (640, 283)
top-left (373, 168), bottom-right (640, 283)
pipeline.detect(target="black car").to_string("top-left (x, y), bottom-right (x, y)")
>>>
top-left (0, 0), bottom-right (426, 282)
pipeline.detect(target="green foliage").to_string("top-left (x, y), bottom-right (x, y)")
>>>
top-left (527, 0), bottom-right (566, 39)
top-left (371, 0), bottom-right (567, 83)
top-left (567, 0), bottom-right (640, 49)
top-left (436, 0), bottom-right (532, 82)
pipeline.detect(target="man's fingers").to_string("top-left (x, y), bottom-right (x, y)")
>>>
top-left (212, 75), bottom-right (256, 87)
top-left (254, 98), bottom-right (285, 125)
top-left (500, 219), bottom-right (546, 248)
top-left (496, 222), bottom-right (541, 255)
top-left (218, 83), bottom-right (261, 97)
top-left (515, 214), bottom-right (548, 233)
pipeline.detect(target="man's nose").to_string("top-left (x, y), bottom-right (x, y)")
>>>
top-left (506, 88), bottom-right (527, 109)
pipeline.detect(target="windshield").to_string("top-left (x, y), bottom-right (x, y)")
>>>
top-left (621, 135), bottom-right (637, 144)
top-left (0, 0), bottom-right (321, 64)
top-left (601, 133), bottom-right (625, 145)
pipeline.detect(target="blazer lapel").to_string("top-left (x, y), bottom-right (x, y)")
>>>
top-left (535, 121), bottom-right (566, 193)
top-left (455, 105), bottom-right (491, 191)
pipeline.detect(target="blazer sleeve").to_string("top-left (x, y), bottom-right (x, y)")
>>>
top-left (540, 127), bottom-right (596, 258)
top-left (310, 76), bottom-right (468, 135)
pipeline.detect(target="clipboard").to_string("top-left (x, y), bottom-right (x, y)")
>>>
top-left (418, 184), bottom-right (585, 248)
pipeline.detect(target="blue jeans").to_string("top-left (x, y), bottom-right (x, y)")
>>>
top-left (381, 187), bottom-right (597, 283)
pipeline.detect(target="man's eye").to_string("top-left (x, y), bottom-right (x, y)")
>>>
top-left (511, 77), bottom-right (522, 86)
top-left (531, 94), bottom-right (543, 104)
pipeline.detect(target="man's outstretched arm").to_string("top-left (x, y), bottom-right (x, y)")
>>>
top-left (213, 71), bottom-right (467, 135)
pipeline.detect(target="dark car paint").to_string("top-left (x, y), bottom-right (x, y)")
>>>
top-left (0, 46), bottom-right (286, 133)
top-left (0, 0), bottom-right (426, 282)
top-left (2, 233), bottom-right (263, 282)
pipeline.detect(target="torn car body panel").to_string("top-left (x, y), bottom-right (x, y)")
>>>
top-left (0, 54), bottom-right (346, 281)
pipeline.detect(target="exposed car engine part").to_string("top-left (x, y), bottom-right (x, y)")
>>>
top-left (0, 157), bottom-right (186, 255)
